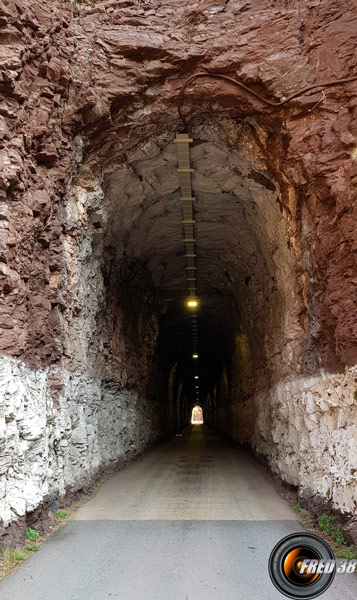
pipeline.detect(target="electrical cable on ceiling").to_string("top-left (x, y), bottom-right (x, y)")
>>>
top-left (178, 71), bottom-right (357, 126)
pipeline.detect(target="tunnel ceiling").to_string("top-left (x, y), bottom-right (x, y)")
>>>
top-left (102, 117), bottom-right (302, 380)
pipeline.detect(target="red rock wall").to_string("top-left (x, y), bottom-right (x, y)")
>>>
top-left (1, 0), bottom-right (356, 370)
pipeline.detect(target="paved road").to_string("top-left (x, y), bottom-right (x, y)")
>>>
top-left (1, 426), bottom-right (356, 599)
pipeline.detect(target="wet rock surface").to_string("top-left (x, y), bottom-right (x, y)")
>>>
top-left (0, 0), bottom-right (356, 544)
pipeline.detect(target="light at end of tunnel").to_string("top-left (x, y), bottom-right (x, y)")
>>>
top-left (192, 354), bottom-right (199, 359)
top-left (187, 299), bottom-right (198, 308)
top-left (194, 375), bottom-right (199, 379)
top-left (191, 405), bottom-right (203, 425)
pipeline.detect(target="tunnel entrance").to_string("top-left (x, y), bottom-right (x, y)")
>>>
top-left (99, 115), bottom-right (301, 438)
top-left (2, 114), bottom-right (356, 542)
top-left (1, 0), bottom-right (357, 553)
top-left (72, 112), bottom-right (354, 517)
top-left (191, 405), bottom-right (204, 425)
top-left (0, 106), bottom-right (339, 532)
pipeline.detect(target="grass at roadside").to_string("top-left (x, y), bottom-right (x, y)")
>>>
top-left (0, 510), bottom-right (69, 581)
top-left (293, 503), bottom-right (357, 571)
top-left (0, 477), bottom-right (106, 582)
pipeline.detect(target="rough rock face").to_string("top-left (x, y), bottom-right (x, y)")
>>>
top-left (342, 517), bottom-right (357, 546)
top-left (0, 0), bottom-right (357, 546)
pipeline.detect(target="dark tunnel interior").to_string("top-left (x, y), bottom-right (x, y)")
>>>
top-left (91, 114), bottom-right (303, 444)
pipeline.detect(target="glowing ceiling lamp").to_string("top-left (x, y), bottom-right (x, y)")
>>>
top-left (194, 375), bottom-right (199, 379)
top-left (192, 354), bottom-right (199, 359)
top-left (187, 298), bottom-right (198, 308)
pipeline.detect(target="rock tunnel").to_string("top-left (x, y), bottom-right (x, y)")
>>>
top-left (1, 0), bottom-right (357, 547)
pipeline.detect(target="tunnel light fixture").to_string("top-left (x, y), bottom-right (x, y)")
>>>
top-left (194, 375), bottom-right (199, 379)
top-left (187, 299), bottom-right (198, 308)
top-left (176, 134), bottom-right (201, 358)
top-left (195, 385), bottom-right (199, 389)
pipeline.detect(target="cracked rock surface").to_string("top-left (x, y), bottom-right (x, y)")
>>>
top-left (0, 0), bottom-right (356, 546)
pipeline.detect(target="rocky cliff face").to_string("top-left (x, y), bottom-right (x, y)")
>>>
top-left (0, 0), bottom-right (356, 546)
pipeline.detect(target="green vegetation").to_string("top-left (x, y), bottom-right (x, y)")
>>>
top-left (318, 514), bottom-right (346, 546)
top-left (25, 526), bottom-right (39, 542)
top-left (300, 514), bottom-right (312, 524)
top-left (13, 552), bottom-right (26, 562)
top-left (0, 548), bottom-right (30, 578)
top-left (335, 545), bottom-right (357, 561)
top-left (1, 509), bottom-right (72, 580)
top-left (293, 500), bottom-right (355, 571)
top-left (54, 510), bottom-right (67, 519)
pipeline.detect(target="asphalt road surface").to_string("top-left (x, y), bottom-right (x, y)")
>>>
top-left (1, 425), bottom-right (356, 600)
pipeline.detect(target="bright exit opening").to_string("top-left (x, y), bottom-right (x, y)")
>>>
top-left (191, 405), bottom-right (204, 425)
